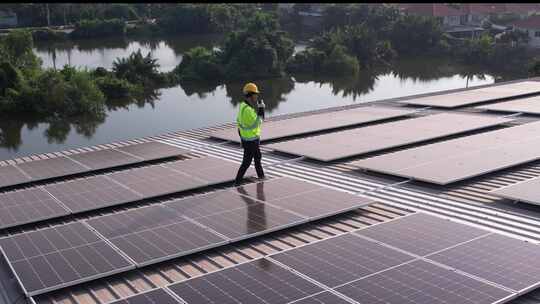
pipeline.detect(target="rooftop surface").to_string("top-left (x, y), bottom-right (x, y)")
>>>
top-left (1, 78), bottom-right (540, 304)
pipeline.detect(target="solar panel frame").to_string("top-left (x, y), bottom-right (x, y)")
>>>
top-left (291, 292), bottom-right (352, 304)
top-left (399, 81), bottom-right (540, 108)
top-left (477, 95), bottom-right (540, 115)
top-left (0, 165), bottom-right (31, 189)
top-left (266, 113), bottom-right (512, 162)
top-left (115, 141), bottom-right (188, 161)
top-left (16, 157), bottom-right (89, 181)
top-left (490, 177), bottom-right (540, 205)
top-left (211, 106), bottom-right (415, 143)
top-left (0, 222), bottom-right (135, 297)
top-left (106, 288), bottom-right (181, 304)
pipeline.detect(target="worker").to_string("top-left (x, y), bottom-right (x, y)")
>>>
top-left (235, 82), bottom-right (266, 185)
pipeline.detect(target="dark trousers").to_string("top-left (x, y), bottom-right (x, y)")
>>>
top-left (235, 139), bottom-right (265, 183)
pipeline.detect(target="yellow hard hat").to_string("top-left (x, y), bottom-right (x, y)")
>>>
top-left (243, 83), bottom-right (260, 95)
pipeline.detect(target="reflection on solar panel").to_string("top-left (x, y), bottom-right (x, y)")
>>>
top-left (491, 177), bottom-right (540, 205)
top-left (271, 234), bottom-right (414, 287)
top-left (166, 157), bottom-right (255, 185)
top-left (211, 106), bottom-right (414, 142)
top-left (194, 202), bottom-right (304, 239)
top-left (168, 259), bottom-right (323, 304)
top-left (478, 95), bottom-right (540, 115)
top-left (335, 260), bottom-right (512, 304)
top-left (17, 157), bottom-right (88, 180)
top-left (115, 141), bottom-right (188, 160)
top-left (0, 142), bottom-right (188, 190)
top-left (0, 222), bottom-right (134, 296)
top-left (355, 213), bottom-right (488, 256)
top-left (0, 165), bottom-right (30, 188)
top-left (0, 188), bottom-right (68, 229)
top-left (428, 233), bottom-right (540, 292)
top-left (69, 149), bottom-right (140, 170)
top-left (266, 113), bottom-right (511, 161)
top-left (399, 81), bottom-right (540, 108)
top-left (234, 177), bottom-right (321, 201)
top-left (108, 288), bottom-right (180, 304)
top-left (43, 176), bottom-right (142, 213)
top-left (352, 120), bottom-right (540, 185)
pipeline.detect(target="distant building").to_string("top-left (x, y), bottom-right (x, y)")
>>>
top-left (512, 15), bottom-right (540, 47)
top-left (0, 10), bottom-right (17, 28)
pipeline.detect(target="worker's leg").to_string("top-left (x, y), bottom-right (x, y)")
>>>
top-left (253, 139), bottom-right (265, 179)
top-left (235, 141), bottom-right (255, 184)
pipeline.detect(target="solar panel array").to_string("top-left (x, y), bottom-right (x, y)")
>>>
top-left (266, 113), bottom-right (511, 161)
top-left (157, 212), bottom-right (540, 304)
top-left (478, 95), bottom-right (540, 115)
top-left (0, 142), bottom-right (188, 189)
top-left (352, 120), bottom-right (540, 185)
top-left (0, 156), bottom-right (255, 230)
top-left (399, 81), bottom-right (540, 108)
top-left (490, 177), bottom-right (540, 205)
top-left (211, 106), bottom-right (414, 142)
top-left (0, 177), bottom-right (373, 296)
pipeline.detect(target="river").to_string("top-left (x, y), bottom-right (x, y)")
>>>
top-left (0, 35), bottom-right (525, 160)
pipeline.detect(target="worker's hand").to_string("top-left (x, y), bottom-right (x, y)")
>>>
top-left (257, 99), bottom-right (265, 109)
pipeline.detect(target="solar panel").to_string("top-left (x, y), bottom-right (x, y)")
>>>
top-left (271, 234), bottom-right (414, 287)
top-left (490, 177), bottom-right (540, 205)
top-left (427, 233), bottom-right (540, 292)
top-left (165, 157), bottom-right (255, 185)
top-left (107, 288), bottom-right (181, 304)
top-left (43, 176), bottom-right (142, 213)
top-left (399, 81), bottom-right (540, 108)
top-left (335, 260), bottom-right (512, 304)
top-left (352, 120), bottom-right (540, 185)
top-left (194, 202), bottom-right (305, 239)
top-left (168, 259), bottom-right (324, 304)
top-left (86, 205), bottom-right (227, 266)
top-left (0, 222), bottom-right (134, 296)
top-left (478, 95), bottom-right (540, 115)
top-left (234, 177), bottom-right (322, 202)
top-left (17, 157), bottom-right (88, 180)
top-left (108, 164), bottom-right (203, 198)
top-left (293, 292), bottom-right (352, 304)
top-left (115, 142), bottom-right (188, 161)
top-left (0, 188), bottom-right (69, 229)
top-left (355, 213), bottom-right (489, 256)
top-left (69, 149), bottom-right (140, 170)
top-left (0, 165), bottom-right (31, 188)
top-left (266, 187), bottom-right (372, 218)
top-left (266, 113), bottom-right (511, 161)
top-left (211, 106), bottom-right (414, 142)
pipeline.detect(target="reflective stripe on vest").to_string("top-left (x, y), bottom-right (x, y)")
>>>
top-left (237, 101), bottom-right (261, 141)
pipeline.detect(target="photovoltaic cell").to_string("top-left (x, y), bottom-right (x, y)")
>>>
top-left (355, 213), bottom-right (489, 256)
top-left (0, 222), bottom-right (134, 296)
top-left (107, 288), bottom-right (180, 304)
top-left (266, 113), bottom-right (511, 161)
top-left (108, 165), bottom-right (202, 198)
top-left (293, 292), bottom-right (352, 304)
top-left (17, 157), bottom-right (87, 180)
top-left (335, 260), bottom-right (512, 304)
top-left (116, 142), bottom-right (188, 160)
top-left (0, 165), bottom-right (31, 188)
top-left (168, 259), bottom-right (323, 304)
top-left (69, 149), bottom-right (140, 170)
top-left (168, 158), bottom-right (255, 184)
top-left (490, 177), bottom-right (540, 205)
top-left (43, 175), bottom-right (142, 213)
top-left (271, 234), bottom-right (414, 287)
top-left (427, 233), bottom-right (540, 292)
top-left (399, 81), bottom-right (540, 108)
top-left (0, 188), bottom-right (68, 229)
top-left (478, 95), bottom-right (540, 115)
top-left (211, 106), bottom-right (414, 142)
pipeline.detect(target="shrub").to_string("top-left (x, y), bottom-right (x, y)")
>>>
top-left (112, 49), bottom-right (164, 86)
top-left (171, 46), bottom-right (224, 81)
top-left (32, 29), bottom-right (68, 42)
top-left (286, 48), bottom-right (326, 73)
top-left (95, 75), bottom-right (140, 99)
top-left (321, 44), bottom-right (360, 76)
top-left (70, 19), bottom-right (126, 39)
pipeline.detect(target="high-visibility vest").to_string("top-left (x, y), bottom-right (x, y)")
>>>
top-left (237, 101), bottom-right (261, 141)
